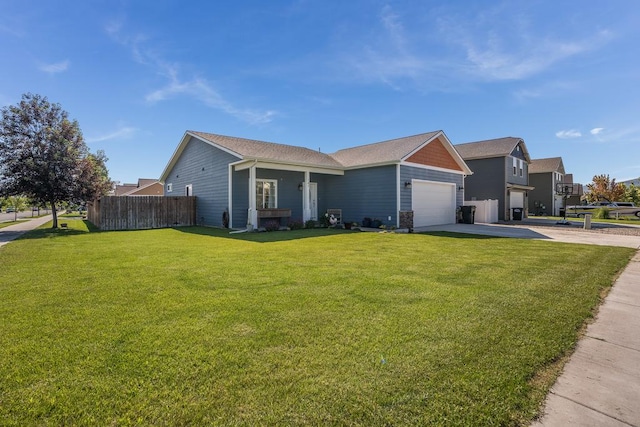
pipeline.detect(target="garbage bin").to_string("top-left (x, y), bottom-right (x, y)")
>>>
top-left (559, 208), bottom-right (565, 218)
top-left (461, 205), bottom-right (476, 224)
top-left (512, 208), bottom-right (522, 220)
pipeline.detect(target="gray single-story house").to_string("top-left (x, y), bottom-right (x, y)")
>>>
top-left (159, 130), bottom-right (472, 229)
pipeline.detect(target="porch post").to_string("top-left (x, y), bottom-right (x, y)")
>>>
top-left (248, 164), bottom-right (257, 230)
top-left (303, 170), bottom-right (311, 222)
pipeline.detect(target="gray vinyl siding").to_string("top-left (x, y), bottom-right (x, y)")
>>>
top-left (400, 165), bottom-right (464, 212)
top-left (506, 156), bottom-right (529, 187)
top-left (323, 166), bottom-right (397, 227)
top-left (231, 169), bottom-right (249, 228)
top-left (164, 136), bottom-right (240, 227)
top-left (463, 157), bottom-right (508, 220)
top-left (528, 173), bottom-right (553, 215)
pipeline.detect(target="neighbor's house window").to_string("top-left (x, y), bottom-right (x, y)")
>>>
top-left (519, 159), bottom-right (523, 177)
top-left (256, 179), bottom-right (277, 208)
top-left (512, 157), bottom-right (517, 176)
top-left (167, 183), bottom-right (173, 193)
top-left (185, 184), bottom-right (192, 196)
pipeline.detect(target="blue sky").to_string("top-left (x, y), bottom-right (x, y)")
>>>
top-left (1, 1), bottom-right (639, 185)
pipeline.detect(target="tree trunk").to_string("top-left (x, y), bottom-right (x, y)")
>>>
top-left (50, 201), bottom-right (58, 228)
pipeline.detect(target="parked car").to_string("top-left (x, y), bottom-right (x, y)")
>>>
top-left (566, 201), bottom-right (640, 217)
top-left (5, 206), bottom-right (15, 213)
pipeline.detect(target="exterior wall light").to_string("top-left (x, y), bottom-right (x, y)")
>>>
top-left (404, 181), bottom-right (412, 189)
top-left (298, 183), bottom-right (304, 191)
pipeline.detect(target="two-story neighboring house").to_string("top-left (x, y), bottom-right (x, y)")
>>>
top-left (528, 157), bottom-right (566, 216)
top-left (455, 137), bottom-right (533, 221)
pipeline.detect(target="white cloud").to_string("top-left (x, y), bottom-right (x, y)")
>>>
top-left (556, 129), bottom-right (582, 139)
top-left (39, 60), bottom-right (69, 73)
top-left (106, 20), bottom-right (276, 125)
top-left (590, 127), bottom-right (604, 135)
top-left (145, 69), bottom-right (276, 125)
top-left (86, 125), bottom-right (137, 143)
top-left (449, 26), bottom-right (612, 81)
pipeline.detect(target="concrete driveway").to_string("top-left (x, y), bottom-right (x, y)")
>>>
top-left (416, 219), bottom-right (640, 249)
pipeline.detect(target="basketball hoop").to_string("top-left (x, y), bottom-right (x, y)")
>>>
top-left (555, 183), bottom-right (573, 225)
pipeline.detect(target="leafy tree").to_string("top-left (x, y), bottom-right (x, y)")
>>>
top-left (6, 195), bottom-right (29, 221)
top-left (0, 93), bottom-right (112, 228)
top-left (584, 174), bottom-right (625, 203)
top-left (623, 183), bottom-right (640, 205)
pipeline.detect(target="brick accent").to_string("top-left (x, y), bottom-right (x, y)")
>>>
top-left (406, 137), bottom-right (463, 171)
top-left (399, 210), bottom-right (414, 230)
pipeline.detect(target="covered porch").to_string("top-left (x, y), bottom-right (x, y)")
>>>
top-left (228, 159), bottom-right (344, 230)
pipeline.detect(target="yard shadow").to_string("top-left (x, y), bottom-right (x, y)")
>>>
top-left (419, 231), bottom-right (509, 240)
top-left (174, 225), bottom-right (354, 243)
top-left (16, 219), bottom-right (97, 241)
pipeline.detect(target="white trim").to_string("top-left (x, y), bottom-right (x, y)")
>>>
top-left (400, 161), bottom-right (468, 175)
top-left (256, 178), bottom-right (278, 209)
top-left (248, 164), bottom-right (257, 229)
top-left (233, 159), bottom-right (343, 175)
top-left (166, 183), bottom-right (173, 193)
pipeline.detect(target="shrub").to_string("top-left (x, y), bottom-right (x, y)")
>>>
top-left (288, 219), bottom-right (304, 230)
top-left (593, 207), bottom-right (610, 219)
top-left (304, 219), bottom-right (317, 229)
top-left (263, 220), bottom-right (281, 232)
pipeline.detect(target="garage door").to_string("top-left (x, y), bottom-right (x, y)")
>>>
top-left (412, 180), bottom-right (456, 227)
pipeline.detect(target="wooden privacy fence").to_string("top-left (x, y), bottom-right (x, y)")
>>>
top-left (87, 196), bottom-right (196, 231)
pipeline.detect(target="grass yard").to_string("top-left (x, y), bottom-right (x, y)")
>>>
top-left (0, 221), bottom-right (634, 426)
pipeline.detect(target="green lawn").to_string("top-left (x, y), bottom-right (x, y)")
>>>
top-left (0, 221), bottom-right (634, 426)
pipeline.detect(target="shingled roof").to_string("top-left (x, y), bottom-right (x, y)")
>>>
top-left (189, 131), bottom-right (343, 169)
top-left (455, 137), bottom-right (530, 162)
top-left (529, 157), bottom-right (565, 174)
top-left (161, 129), bottom-right (471, 182)
top-left (330, 131), bottom-right (442, 168)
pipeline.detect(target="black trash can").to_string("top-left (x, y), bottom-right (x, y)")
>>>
top-left (461, 205), bottom-right (476, 224)
top-left (512, 208), bottom-right (522, 220)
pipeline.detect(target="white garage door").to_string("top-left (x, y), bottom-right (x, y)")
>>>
top-left (412, 180), bottom-right (456, 227)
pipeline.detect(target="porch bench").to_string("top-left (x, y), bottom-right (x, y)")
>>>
top-left (257, 208), bottom-right (292, 219)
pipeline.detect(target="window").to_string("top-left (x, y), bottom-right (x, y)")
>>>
top-left (185, 184), bottom-right (192, 196)
top-left (167, 183), bottom-right (172, 193)
top-left (256, 179), bottom-right (277, 208)
top-left (512, 157), bottom-right (517, 175)
top-left (519, 159), bottom-right (523, 177)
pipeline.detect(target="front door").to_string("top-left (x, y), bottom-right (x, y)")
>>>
top-left (309, 182), bottom-right (318, 220)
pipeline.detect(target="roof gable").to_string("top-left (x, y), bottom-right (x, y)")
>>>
top-left (529, 157), bottom-right (565, 174)
top-left (405, 136), bottom-right (464, 172)
top-left (330, 131), bottom-right (471, 173)
top-left (455, 137), bottom-right (531, 163)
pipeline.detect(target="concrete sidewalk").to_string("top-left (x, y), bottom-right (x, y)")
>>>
top-left (0, 214), bottom-right (54, 247)
top-left (531, 252), bottom-right (640, 426)
top-left (415, 221), bottom-right (640, 426)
